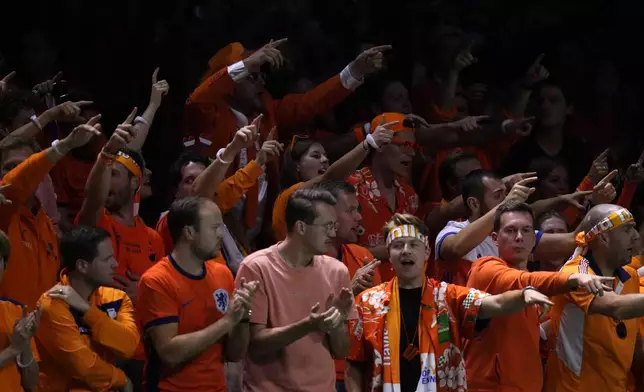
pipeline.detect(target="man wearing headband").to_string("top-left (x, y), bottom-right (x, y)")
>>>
top-left (348, 112), bottom-right (419, 281)
top-left (36, 226), bottom-right (138, 392)
top-left (345, 213), bottom-right (554, 392)
top-left (464, 200), bottom-right (615, 392)
top-left (545, 204), bottom-right (644, 392)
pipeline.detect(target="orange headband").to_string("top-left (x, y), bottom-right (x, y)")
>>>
top-left (575, 208), bottom-right (634, 248)
top-left (116, 152), bottom-right (142, 181)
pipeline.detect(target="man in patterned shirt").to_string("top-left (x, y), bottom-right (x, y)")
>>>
top-left (344, 213), bottom-right (553, 392)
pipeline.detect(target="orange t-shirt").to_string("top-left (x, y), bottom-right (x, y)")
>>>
top-left (464, 256), bottom-right (571, 392)
top-left (136, 256), bottom-right (234, 392)
top-left (272, 182), bottom-right (302, 241)
top-left (0, 150), bottom-right (60, 311)
top-left (36, 280), bottom-right (138, 392)
top-left (0, 298), bottom-right (40, 392)
top-left (347, 167), bottom-right (419, 281)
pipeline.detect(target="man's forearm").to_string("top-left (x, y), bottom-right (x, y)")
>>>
top-left (327, 324), bottom-right (351, 359)
top-left (18, 349), bottom-right (39, 391)
top-left (77, 157), bottom-right (111, 226)
top-left (479, 290), bottom-right (526, 319)
top-left (249, 317), bottom-right (316, 357)
top-left (225, 322), bottom-right (250, 362)
top-left (0, 345), bottom-right (19, 368)
top-left (127, 103), bottom-right (158, 152)
top-left (5, 110), bottom-right (54, 142)
top-left (345, 360), bottom-right (367, 392)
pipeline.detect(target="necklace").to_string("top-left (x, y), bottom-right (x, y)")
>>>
top-left (400, 294), bottom-right (422, 361)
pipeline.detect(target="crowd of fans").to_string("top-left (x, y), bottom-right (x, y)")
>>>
top-left (2, 4), bottom-right (644, 391)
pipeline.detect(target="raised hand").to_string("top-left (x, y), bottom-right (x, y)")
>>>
top-left (150, 67), bottom-right (170, 108)
top-left (569, 273), bottom-right (615, 296)
top-left (591, 170), bottom-right (618, 205)
top-left (504, 177), bottom-right (537, 203)
top-left (523, 54), bottom-right (550, 88)
top-left (11, 306), bottom-right (41, 351)
top-left (47, 285), bottom-right (90, 313)
top-left (230, 114), bottom-right (262, 152)
top-left (371, 117), bottom-right (396, 149)
top-left (558, 190), bottom-right (593, 210)
top-left (522, 287), bottom-right (554, 316)
top-left (256, 127), bottom-right (284, 166)
top-left (32, 71), bottom-right (63, 97)
top-left (503, 117), bottom-right (535, 137)
top-left (0, 71), bottom-right (16, 93)
top-left (104, 108), bottom-right (137, 154)
top-left (243, 38), bottom-right (288, 73)
top-left (453, 42), bottom-right (477, 73)
top-left (58, 114), bottom-right (102, 151)
top-left (352, 259), bottom-right (381, 295)
top-left (405, 113), bottom-right (431, 129)
top-left (625, 149), bottom-right (644, 184)
top-left (588, 149), bottom-right (610, 184)
top-left (349, 45), bottom-right (392, 79)
top-left (46, 100), bottom-right (93, 123)
top-left (502, 172), bottom-right (538, 191)
top-left (449, 115), bottom-right (490, 132)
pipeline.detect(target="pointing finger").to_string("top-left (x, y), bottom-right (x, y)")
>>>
top-left (369, 45), bottom-right (393, 53)
top-left (75, 100), bottom-right (93, 107)
top-left (267, 126), bottom-right (277, 141)
top-left (637, 149), bottom-right (644, 166)
top-left (532, 53), bottom-right (545, 68)
top-left (596, 169), bottom-right (618, 187)
top-left (2, 71), bottom-right (16, 82)
top-left (124, 107), bottom-right (138, 124)
top-left (152, 67), bottom-right (160, 84)
top-left (516, 177), bottom-right (538, 186)
top-left (596, 148), bottom-right (610, 161)
top-left (381, 121), bottom-right (400, 128)
top-left (251, 113), bottom-right (263, 128)
top-left (52, 71), bottom-right (63, 83)
top-left (268, 38), bottom-right (288, 48)
top-left (86, 114), bottom-right (102, 126)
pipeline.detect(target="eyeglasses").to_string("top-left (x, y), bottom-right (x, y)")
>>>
top-left (308, 221), bottom-right (339, 233)
top-left (290, 134), bottom-right (310, 152)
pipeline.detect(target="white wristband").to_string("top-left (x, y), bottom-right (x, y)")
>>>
top-left (365, 133), bottom-right (379, 149)
top-left (134, 116), bottom-right (150, 127)
top-left (51, 139), bottom-right (65, 157)
top-left (216, 148), bottom-right (232, 165)
top-left (30, 115), bottom-right (43, 131)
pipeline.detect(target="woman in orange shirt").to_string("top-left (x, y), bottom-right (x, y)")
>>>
top-left (0, 229), bottom-right (41, 392)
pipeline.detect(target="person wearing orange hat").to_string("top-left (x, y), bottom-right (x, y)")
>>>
top-left (347, 112), bottom-right (420, 281)
top-left (184, 39), bottom-right (391, 248)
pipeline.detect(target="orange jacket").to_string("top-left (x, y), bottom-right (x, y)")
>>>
top-left (465, 256), bottom-right (571, 392)
top-left (183, 66), bottom-right (352, 229)
top-left (0, 150), bottom-right (60, 310)
top-left (35, 276), bottom-right (139, 392)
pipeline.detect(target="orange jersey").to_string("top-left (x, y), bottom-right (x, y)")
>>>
top-left (0, 298), bottom-right (39, 392)
top-left (545, 254), bottom-right (639, 392)
top-left (348, 167), bottom-right (419, 281)
top-left (464, 256), bottom-right (571, 392)
top-left (136, 256), bottom-right (234, 392)
top-left (0, 150), bottom-right (60, 310)
top-left (35, 280), bottom-right (139, 392)
top-left (271, 182), bottom-right (302, 241)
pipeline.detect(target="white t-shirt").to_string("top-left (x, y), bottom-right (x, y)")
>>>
top-left (435, 220), bottom-right (498, 262)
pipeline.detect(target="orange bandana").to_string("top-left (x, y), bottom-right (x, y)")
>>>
top-left (573, 208), bottom-right (634, 258)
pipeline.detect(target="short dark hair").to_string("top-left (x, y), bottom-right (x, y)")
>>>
top-left (280, 136), bottom-right (319, 189)
top-left (167, 196), bottom-right (205, 243)
top-left (169, 153), bottom-right (211, 190)
top-left (462, 169), bottom-right (501, 214)
top-left (536, 210), bottom-right (569, 231)
top-left (0, 135), bottom-right (41, 163)
top-left (285, 188), bottom-right (337, 232)
top-left (493, 200), bottom-right (535, 232)
top-left (60, 226), bottom-right (111, 272)
top-left (119, 147), bottom-right (146, 174)
top-left (0, 229), bottom-right (10, 269)
top-left (438, 150), bottom-right (479, 195)
top-left (313, 180), bottom-right (356, 199)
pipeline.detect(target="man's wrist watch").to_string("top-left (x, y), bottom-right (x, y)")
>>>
top-left (522, 286), bottom-right (537, 300)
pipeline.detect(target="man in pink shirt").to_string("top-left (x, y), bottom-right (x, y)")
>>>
top-left (235, 188), bottom-right (356, 392)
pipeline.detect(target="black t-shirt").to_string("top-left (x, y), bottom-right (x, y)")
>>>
top-left (399, 287), bottom-right (423, 392)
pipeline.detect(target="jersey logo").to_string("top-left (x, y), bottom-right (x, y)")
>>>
top-left (214, 289), bottom-right (229, 313)
top-left (107, 308), bottom-right (117, 319)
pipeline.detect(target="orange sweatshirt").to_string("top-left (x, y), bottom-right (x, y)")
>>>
top-left (35, 276), bottom-right (139, 392)
top-left (464, 256), bottom-right (571, 392)
top-left (0, 150), bottom-right (60, 310)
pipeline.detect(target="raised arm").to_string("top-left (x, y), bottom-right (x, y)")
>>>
top-left (478, 287), bottom-right (553, 319)
top-left (127, 67), bottom-right (169, 152)
top-left (77, 109), bottom-right (137, 226)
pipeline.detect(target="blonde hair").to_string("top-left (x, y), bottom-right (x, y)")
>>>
top-left (383, 213), bottom-right (429, 238)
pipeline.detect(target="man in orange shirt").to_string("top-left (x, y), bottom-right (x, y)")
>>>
top-left (0, 111), bottom-right (103, 310)
top-left (545, 204), bottom-right (644, 392)
top-left (344, 213), bottom-right (554, 392)
top-left (36, 226), bottom-right (139, 392)
top-left (464, 200), bottom-right (615, 392)
top-left (137, 196), bottom-right (257, 392)
top-left (0, 228), bottom-right (41, 392)
top-left (184, 39), bottom-right (390, 247)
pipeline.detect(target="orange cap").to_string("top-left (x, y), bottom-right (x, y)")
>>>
top-left (202, 42), bottom-right (247, 81)
top-left (370, 112), bottom-right (414, 134)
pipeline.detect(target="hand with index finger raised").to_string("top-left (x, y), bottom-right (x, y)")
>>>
top-left (504, 176), bottom-right (537, 203)
top-left (349, 45), bottom-right (392, 80)
top-left (243, 38), bottom-right (288, 73)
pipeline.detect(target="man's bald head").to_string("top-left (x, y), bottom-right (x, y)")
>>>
top-left (580, 204), bottom-right (625, 233)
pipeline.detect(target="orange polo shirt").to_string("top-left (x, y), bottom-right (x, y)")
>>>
top-left (35, 277), bottom-right (139, 392)
top-left (0, 150), bottom-right (60, 310)
top-left (464, 256), bottom-right (572, 392)
top-left (545, 254), bottom-right (639, 392)
top-left (137, 256), bottom-right (234, 392)
top-left (0, 298), bottom-right (40, 392)
top-left (347, 167), bottom-right (419, 281)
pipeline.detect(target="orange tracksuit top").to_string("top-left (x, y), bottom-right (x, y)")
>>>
top-left (35, 275), bottom-right (140, 392)
top-left (464, 256), bottom-right (572, 392)
top-left (0, 150), bottom-right (60, 311)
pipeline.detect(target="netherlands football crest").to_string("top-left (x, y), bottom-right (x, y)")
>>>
top-left (214, 289), bottom-right (229, 313)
